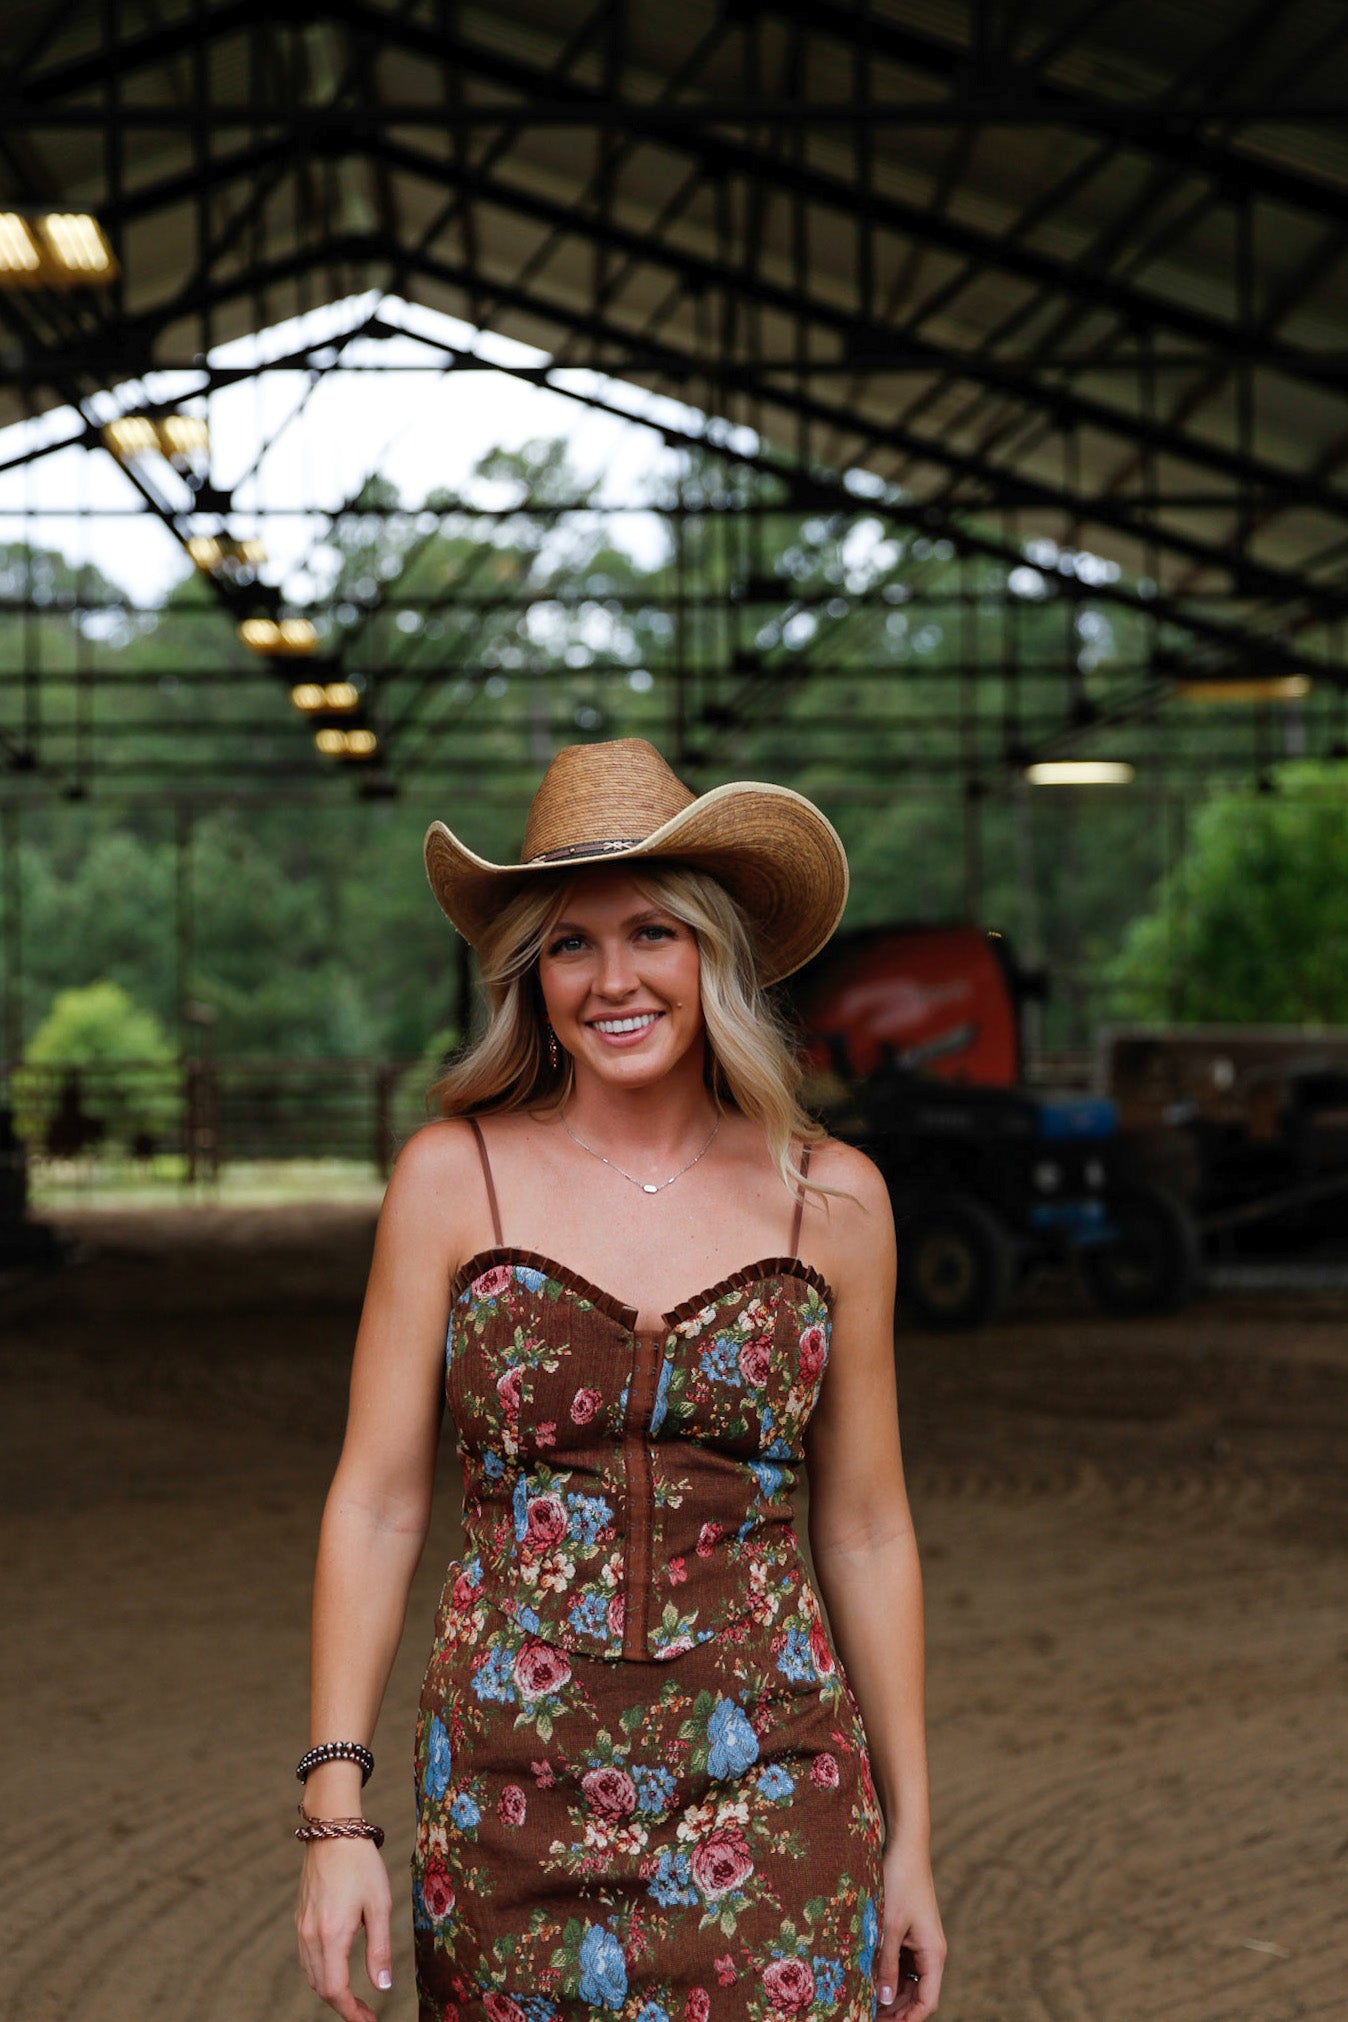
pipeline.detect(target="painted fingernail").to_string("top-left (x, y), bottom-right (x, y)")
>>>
top-left (879, 1988), bottom-right (893, 2005)
top-left (377, 1970), bottom-right (393, 1990)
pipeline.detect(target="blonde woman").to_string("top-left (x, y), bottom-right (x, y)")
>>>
top-left (295, 738), bottom-right (946, 2022)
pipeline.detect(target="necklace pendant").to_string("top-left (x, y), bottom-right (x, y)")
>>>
top-left (642, 1182), bottom-right (660, 1194)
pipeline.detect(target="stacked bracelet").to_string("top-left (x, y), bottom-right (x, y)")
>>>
top-left (296, 1741), bottom-right (374, 1786)
top-left (294, 1804), bottom-right (385, 1851)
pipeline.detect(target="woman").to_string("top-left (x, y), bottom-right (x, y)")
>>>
top-left (295, 737), bottom-right (946, 2022)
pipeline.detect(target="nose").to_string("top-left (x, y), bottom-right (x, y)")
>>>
top-left (593, 934), bottom-right (640, 999)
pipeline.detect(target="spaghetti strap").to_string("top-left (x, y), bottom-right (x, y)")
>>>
top-left (789, 1141), bottom-right (812, 1256)
top-left (467, 1115), bottom-right (505, 1246)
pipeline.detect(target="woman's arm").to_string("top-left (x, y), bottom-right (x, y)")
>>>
top-left (803, 1142), bottom-right (946, 2020)
top-left (295, 1120), bottom-right (472, 2022)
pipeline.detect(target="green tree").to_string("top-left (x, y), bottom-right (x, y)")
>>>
top-left (16, 979), bottom-right (177, 1148)
top-left (1107, 763), bottom-right (1348, 1021)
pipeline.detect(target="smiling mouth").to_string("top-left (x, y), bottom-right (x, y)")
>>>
top-left (588, 1012), bottom-right (665, 1035)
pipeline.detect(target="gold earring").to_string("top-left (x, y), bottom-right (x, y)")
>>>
top-left (546, 1023), bottom-right (560, 1070)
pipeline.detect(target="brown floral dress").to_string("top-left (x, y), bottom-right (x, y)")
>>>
top-left (412, 1120), bottom-right (886, 2022)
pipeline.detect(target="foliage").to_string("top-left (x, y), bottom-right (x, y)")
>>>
top-left (15, 979), bottom-right (178, 1148)
top-left (1106, 764), bottom-right (1348, 1021)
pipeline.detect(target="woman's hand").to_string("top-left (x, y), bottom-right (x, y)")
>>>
top-left (875, 1835), bottom-right (947, 2019)
top-left (295, 1838), bottom-right (394, 2022)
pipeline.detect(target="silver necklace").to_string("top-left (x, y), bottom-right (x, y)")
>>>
top-left (559, 1108), bottom-right (721, 1193)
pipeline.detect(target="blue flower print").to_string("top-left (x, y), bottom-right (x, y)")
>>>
top-left (635, 2003), bottom-right (670, 2022)
top-left (483, 1450), bottom-right (506, 1481)
top-left (566, 1491), bottom-right (614, 1547)
top-left (517, 1604), bottom-right (542, 1633)
top-left (450, 1791), bottom-right (481, 1829)
top-left (444, 1318), bottom-right (455, 1373)
top-left (425, 1715), bottom-right (452, 1802)
top-left (577, 1922), bottom-right (628, 2009)
top-left (775, 1628), bottom-right (817, 1684)
top-left (749, 1459), bottom-right (785, 1501)
top-left (513, 1472), bottom-right (530, 1541)
top-left (813, 1957), bottom-right (845, 2003)
top-left (568, 1590), bottom-right (610, 1638)
top-left (514, 1266), bottom-right (549, 1294)
top-left (707, 1695), bottom-right (759, 1779)
top-left (632, 1763), bottom-right (676, 1813)
top-left (859, 1893), bottom-right (880, 1976)
top-left (756, 1763), bottom-right (794, 1802)
top-left (471, 1643), bottom-right (517, 1704)
top-left (647, 1846), bottom-right (697, 1907)
top-left (699, 1335), bottom-right (743, 1386)
top-left (765, 1435), bottom-right (793, 1461)
top-left (649, 1350), bottom-right (673, 1435)
top-left (513, 2001), bottom-right (560, 2022)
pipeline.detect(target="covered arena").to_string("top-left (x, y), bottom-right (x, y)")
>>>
top-left (2, 5), bottom-right (1346, 2019)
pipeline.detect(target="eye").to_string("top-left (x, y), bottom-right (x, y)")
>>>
top-left (637, 923), bottom-right (677, 942)
top-left (545, 931), bottom-right (586, 956)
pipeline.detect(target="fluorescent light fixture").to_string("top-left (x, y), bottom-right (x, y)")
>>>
top-left (102, 415), bottom-right (160, 459)
top-left (158, 413), bottom-right (210, 459)
top-left (1174, 676), bottom-right (1311, 704)
top-left (314, 726), bottom-right (379, 757)
top-left (240, 615), bottom-right (317, 654)
top-left (1025, 760), bottom-right (1135, 786)
top-left (0, 211), bottom-right (117, 285)
top-left (38, 212), bottom-right (115, 274)
top-left (0, 213), bottom-right (40, 275)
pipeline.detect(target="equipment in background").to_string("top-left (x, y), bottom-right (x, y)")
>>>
top-left (787, 923), bottom-right (1201, 1331)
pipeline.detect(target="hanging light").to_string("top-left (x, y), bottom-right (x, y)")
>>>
top-left (188, 531), bottom-right (267, 577)
top-left (0, 210), bottom-right (116, 285)
top-left (290, 680), bottom-right (360, 713)
top-left (239, 615), bottom-right (318, 655)
top-left (158, 414), bottom-right (210, 460)
top-left (314, 726), bottom-right (379, 757)
top-left (1024, 760), bottom-right (1135, 785)
top-left (102, 416), bottom-right (160, 459)
top-left (187, 535), bottom-right (223, 571)
top-left (102, 411), bottom-right (209, 464)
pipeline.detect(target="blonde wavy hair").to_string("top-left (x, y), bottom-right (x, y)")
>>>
top-left (427, 862), bottom-right (841, 1208)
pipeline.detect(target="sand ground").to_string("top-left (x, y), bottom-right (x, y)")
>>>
top-left (2, 1203), bottom-right (1344, 2022)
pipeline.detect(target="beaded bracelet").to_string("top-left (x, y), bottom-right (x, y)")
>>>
top-left (294, 1804), bottom-right (386, 1851)
top-left (296, 1741), bottom-right (374, 1786)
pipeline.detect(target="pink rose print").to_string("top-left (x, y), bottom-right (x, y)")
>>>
top-left (523, 1493), bottom-right (569, 1552)
top-left (451, 1567), bottom-right (479, 1612)
top-left (668, 1556), bottom-right (687, 1585)
top-left (570, 1386), bottom-right (602, 1424)
top-left (738, 1335), bottom-right (773, 1387)
top-left (536, 1421), bottom-right (556, 1447)
top-left (581, 1766), bottom-right (637, 1819)
top-left (696, 1521), bottom-right (724, 1558)
top-left (685, 1992), bottom-right (711, 2022)
top-left (798, 1323), bottom-right (827, 1383)
top-left (763, 1958), bottom-right (815, 2012)
top-left (496, 1366), bottom-right (523, 1418)
top-left (714, 1954), bottom-right (738, 1986)
top-left (690, 1825), bottom-right (754, 1899)
top-left (497, 1783), bottom-right (527, 1826)
top-left (530, 1758), bottom-right (555, 1787)
top-left (607, 1591), bottom-right (625, 1637)
top-left (421, 1858), bottom-right (455, 1920)
top-left (484, 1998), bottom-right (528, 2022)
top-left (472, 1264), bottom-right (514, 1300)
top-left (513, 1636), bottom-right (572, 1701)
top-left (810, 1752), bottom-right (840, 1789)
top-left (808, 1618), bottom-right (835, 1677)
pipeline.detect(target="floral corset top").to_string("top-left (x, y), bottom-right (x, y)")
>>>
top-left (443, 1127), bottom-right (833, 1666)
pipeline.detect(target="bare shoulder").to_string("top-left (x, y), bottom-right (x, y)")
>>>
top-left (378, 1117), bottom-right (485, 1273)
top-left (800, 1134), bottom-right (896, 1290)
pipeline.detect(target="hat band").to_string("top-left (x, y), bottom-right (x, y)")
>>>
top-left (526, 835), bottom-right (649, 864)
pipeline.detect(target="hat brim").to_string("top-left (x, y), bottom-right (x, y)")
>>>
top-left (424, 781), bottom-right (848, 986)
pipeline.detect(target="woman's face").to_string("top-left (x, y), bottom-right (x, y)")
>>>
top-left (536, 869), bottom-right (705, 1089)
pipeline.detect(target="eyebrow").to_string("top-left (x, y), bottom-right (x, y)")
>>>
top-left (548, 907), bottom-right (675, 932)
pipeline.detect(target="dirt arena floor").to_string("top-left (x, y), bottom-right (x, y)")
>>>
top-left (2, 1203), bottom-right (1344, 2022)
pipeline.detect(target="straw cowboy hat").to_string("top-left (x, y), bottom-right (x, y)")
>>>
top-left (423, 737), bottom-right (849, 985)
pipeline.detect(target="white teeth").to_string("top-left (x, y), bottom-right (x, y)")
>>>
top-left (592, 1013), bottom-right (661, 1034)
